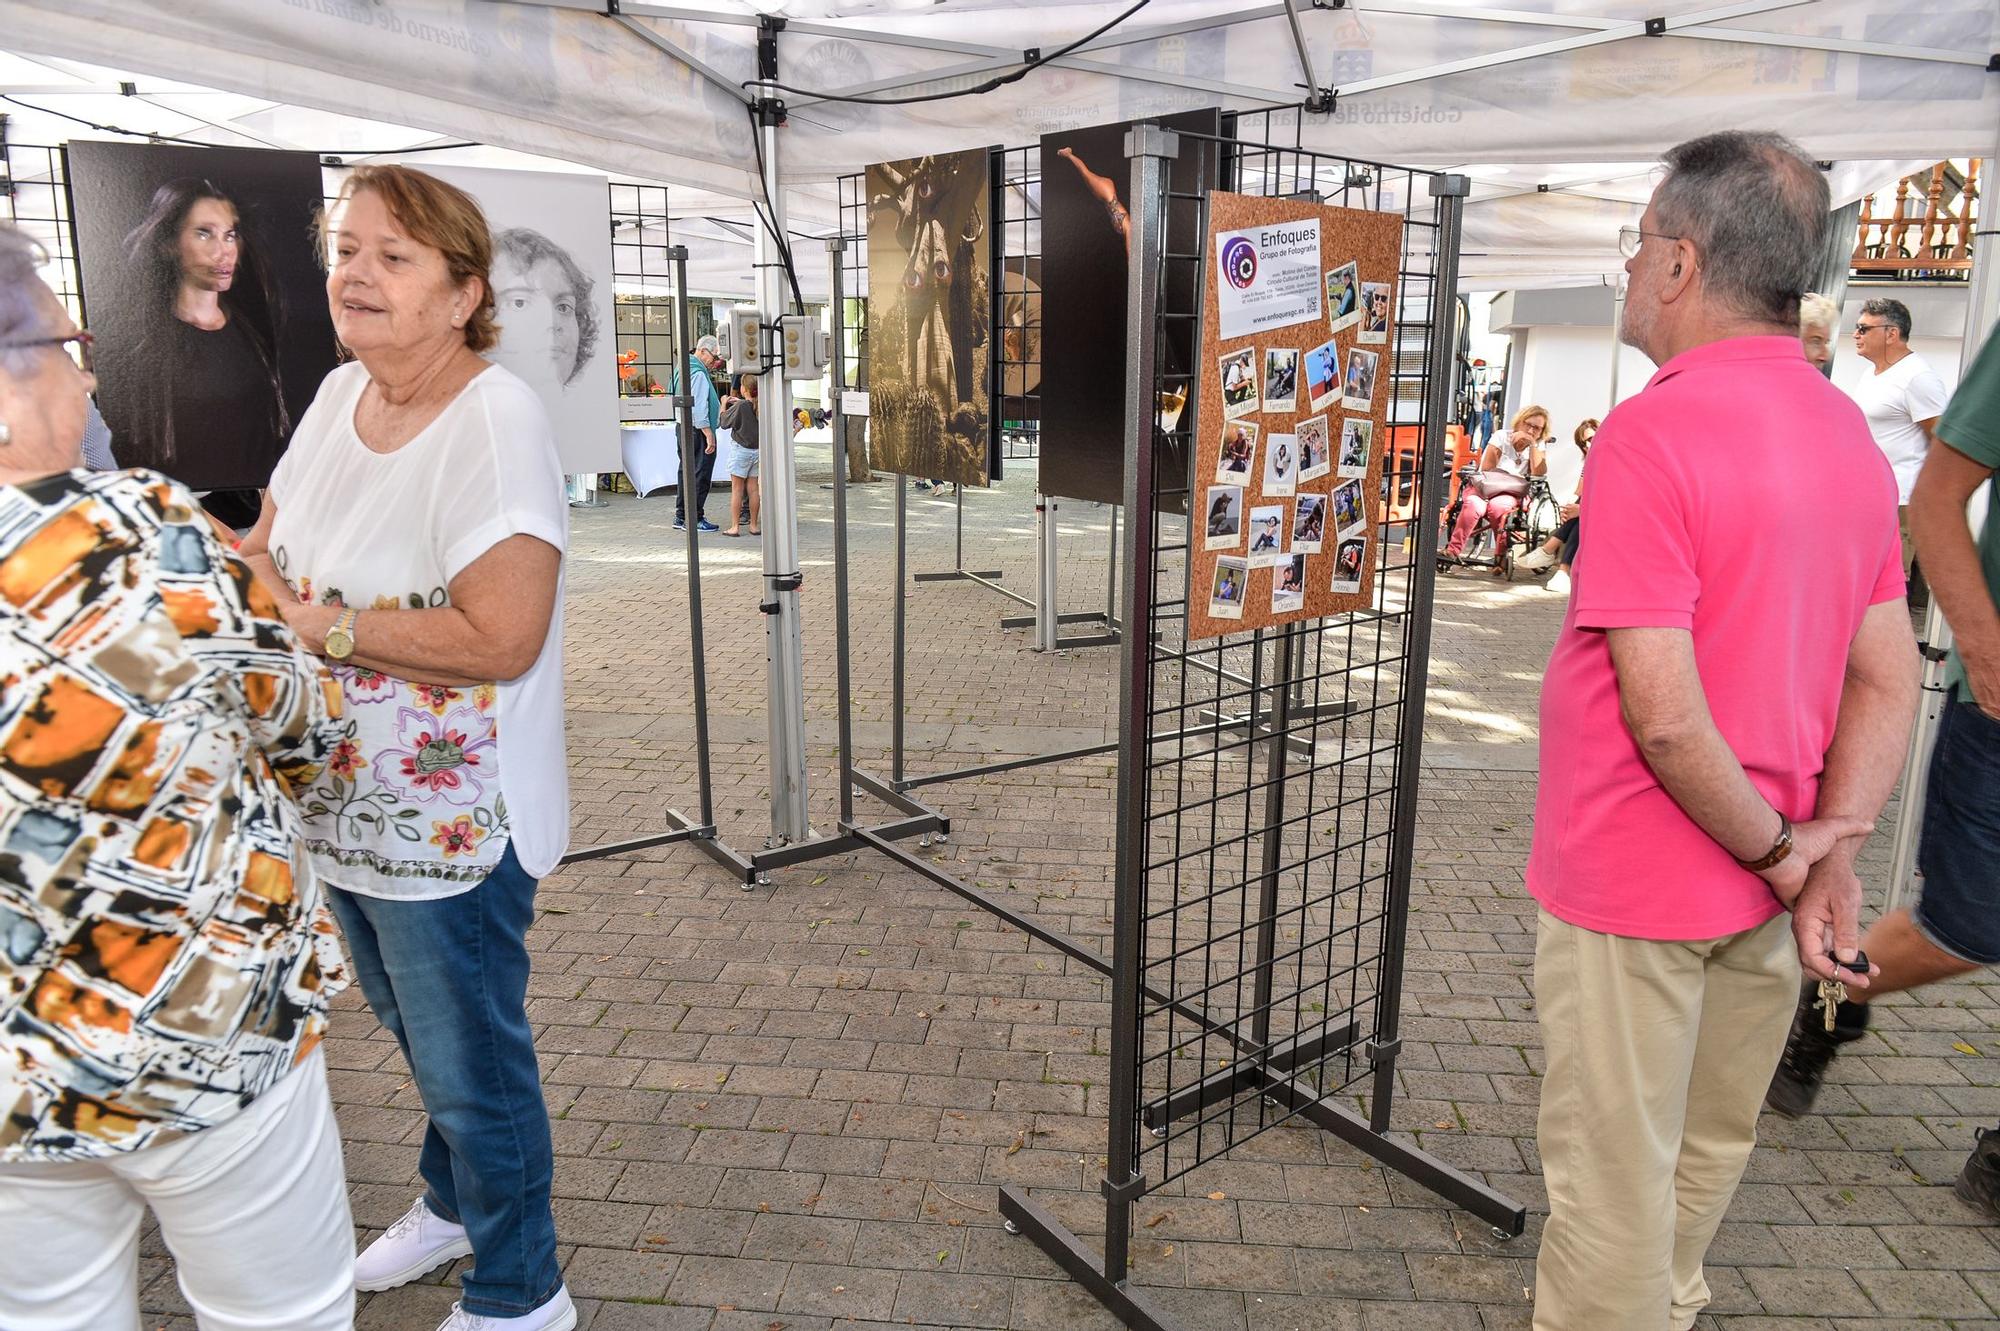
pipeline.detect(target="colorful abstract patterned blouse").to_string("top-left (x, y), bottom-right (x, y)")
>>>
top-left (268, 361), bottom-right (570, 900)
top-left (0, 470), bottom-right (347, 1163)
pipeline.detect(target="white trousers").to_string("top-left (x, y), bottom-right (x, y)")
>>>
top-left (0, 1049), bottom-right (355, 1331)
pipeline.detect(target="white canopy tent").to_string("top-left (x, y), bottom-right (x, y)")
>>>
top-left (4, 0), bottom-right (1990, 852)
top-left (2, 0), bottom-right (1992, 290)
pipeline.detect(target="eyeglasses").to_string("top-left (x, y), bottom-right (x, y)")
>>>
top-left (1852, 322), bottom-right (1889, 335)
top-left (1617, 226), bottom-right (1683, 259)
top-left (0, 330), bottom-right (93, 374)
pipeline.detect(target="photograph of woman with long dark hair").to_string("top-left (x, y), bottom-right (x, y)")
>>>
top-left (118, 177), bottom-right (290, 519)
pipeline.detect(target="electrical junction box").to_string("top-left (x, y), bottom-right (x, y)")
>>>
top-left (779, 313), bottom-right (831, 381)
top-left (724, 305), bottom-right (762, 377)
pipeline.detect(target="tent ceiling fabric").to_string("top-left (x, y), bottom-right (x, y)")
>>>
top-left (2, 0), bottom-right (1990, 290)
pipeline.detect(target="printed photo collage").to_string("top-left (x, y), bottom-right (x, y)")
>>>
top-left (1202, 252), bottom-right (1393, 626)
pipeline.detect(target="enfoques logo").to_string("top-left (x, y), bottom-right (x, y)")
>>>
top-left (1222, 235), bottom-right (1258, 290)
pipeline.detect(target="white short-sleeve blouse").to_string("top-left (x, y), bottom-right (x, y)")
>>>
top-left (268, 360), bottom-right (569, 899)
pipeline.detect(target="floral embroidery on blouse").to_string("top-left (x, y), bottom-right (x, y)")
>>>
top-left (283, 582), bottom-right (509, 893)
top-left (0, 471), bottom-right (347, 1162)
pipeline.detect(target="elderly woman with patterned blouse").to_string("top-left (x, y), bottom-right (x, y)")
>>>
top-left (0, 225), bottom-right (353, 1328)
top-left (234, 166), bottom-right (572, 1331)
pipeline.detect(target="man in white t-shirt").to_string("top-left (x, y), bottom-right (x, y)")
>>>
top-left (1849, 297), bottom-right (1951, 596)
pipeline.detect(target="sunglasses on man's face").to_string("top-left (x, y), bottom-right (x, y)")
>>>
top-left (0, 329), bottom-right (94, 374)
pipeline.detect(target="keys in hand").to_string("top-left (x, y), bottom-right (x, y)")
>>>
top-left (1814, 950), bottom-right (1870, 1033)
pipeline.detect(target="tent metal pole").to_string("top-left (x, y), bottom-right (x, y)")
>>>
top-left (894, 475), bottom-right (908, 785)
top-left (828, 236), bottom-right (856, 828)
top-left (1036, 495), bottom-right (1059, 652)
top-left (1280, 0), bottom-right (1321, 107)
top-left (755, 100), bottom-right (812, 847)
top-left (1884, 127), bottom-right (2000, 912)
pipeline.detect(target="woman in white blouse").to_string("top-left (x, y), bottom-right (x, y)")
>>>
top-left (237, 165), bottom-right (572, 1331)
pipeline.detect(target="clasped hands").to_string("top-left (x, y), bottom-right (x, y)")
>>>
top-left (1754, 814), bottom-right (1880, 990)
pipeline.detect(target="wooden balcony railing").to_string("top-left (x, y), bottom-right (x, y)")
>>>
top-left (1852, 159), bottom-right (1980, 280)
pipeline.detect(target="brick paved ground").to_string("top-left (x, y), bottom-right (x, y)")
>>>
top-left (137, 451), bottom-right (2000, 1329)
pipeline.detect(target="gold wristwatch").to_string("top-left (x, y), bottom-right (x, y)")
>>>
top-left (325, 608), bottom-right (360, 662)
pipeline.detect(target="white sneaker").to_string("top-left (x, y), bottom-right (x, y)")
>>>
top-left (1516, 545), bottom-right (1558, 572)
top-left (355, 1198), bottom-right (474, 1291)
top-left (439, 1285), bottom-right (577, 1331)
top-left (1546, 569), bottom-right (1572, 595)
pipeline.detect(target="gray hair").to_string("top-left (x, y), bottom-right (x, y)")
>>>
top-left (1861, 297), bottom-right (1912, 342)
top-left (0, 225), bottom-right (61, 378)
top-left (1798, 292), bottom-right (1839, 334)
top-left (1654, 132), bottom-right (1830, 327)
top-left (695, 334), bottom-right (721, 357)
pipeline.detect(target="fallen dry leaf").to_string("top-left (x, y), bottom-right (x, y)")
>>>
top-left (1955, 1041), bottom-right (1981, 1056)
top-left (1145, 1213), bottom-right (1169, 1228)
top-left (1207, 1191), bottom-right (1226, 1201)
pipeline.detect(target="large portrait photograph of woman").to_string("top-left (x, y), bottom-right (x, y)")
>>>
top-left (67, 142), bottom-right (339, 499)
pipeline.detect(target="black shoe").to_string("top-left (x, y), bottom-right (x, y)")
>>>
top-left (1765, 983), bottom-right (1869, 1118)
top-left (1956, 1127), bottom-right (2000, 1221)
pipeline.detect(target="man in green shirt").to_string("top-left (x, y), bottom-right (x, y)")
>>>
top-left (1767, 327), bottom-right (2000, 1218)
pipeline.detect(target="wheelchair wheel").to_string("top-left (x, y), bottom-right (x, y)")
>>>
top-left (1524, 491), bottom-right (1562, 549)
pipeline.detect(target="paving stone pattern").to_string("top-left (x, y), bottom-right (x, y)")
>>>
top-left (136, 457), bottom-right (2000, 1329)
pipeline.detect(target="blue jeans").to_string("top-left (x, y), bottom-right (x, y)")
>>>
top-left (326, 845), bottom-right (559, 1317)
top-left (1915, 694), bottom-right (2000, 965)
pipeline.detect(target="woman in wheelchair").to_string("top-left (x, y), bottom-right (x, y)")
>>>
top-left (1444, 404), bottom-right (1552, 571)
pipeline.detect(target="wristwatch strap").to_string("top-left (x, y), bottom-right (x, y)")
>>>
top-left (1735, 812), bottom-right (1794, 871)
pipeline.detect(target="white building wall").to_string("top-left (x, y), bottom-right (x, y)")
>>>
top-left (1495, 282), bottom-right (1972, 500)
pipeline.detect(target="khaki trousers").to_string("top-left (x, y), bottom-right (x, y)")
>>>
top-left (1531, 908), bottom-right (1799, 1331)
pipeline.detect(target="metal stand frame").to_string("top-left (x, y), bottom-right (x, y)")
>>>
top-left (560, 244), bottom-right (734, 872)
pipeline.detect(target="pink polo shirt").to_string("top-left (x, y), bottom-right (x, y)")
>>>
top-left (1526, 336), bottom-right (1903, 941)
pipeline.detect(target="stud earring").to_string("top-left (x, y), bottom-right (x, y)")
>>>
top-left (0, 419), bottom-right (11, 446)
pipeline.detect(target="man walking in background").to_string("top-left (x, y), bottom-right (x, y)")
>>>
top-left (1767, 325), bottom-right (2000, 1218)
top-left (674, 334), bottom-right (723, 532)
top-left (1529, 131), bottom-right (1918, 1329)
top-left (1851, 297), bottom-right (1950, 603)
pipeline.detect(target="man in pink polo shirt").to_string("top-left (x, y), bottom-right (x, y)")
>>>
top-left (1527, 131), bottom-right (1919, 1330)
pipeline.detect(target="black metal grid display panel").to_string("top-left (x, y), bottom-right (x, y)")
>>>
top-left (1, 143), bottom-right (84, 327)
top-left (996, 145), bottom-right (1040, 460)
top-left (1125, 121), bottom-right (1449, 1189)
top-left (610, 182), bottom-right (678, 402)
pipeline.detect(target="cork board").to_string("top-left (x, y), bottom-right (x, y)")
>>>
top-left (1188, 191), bottom-right (1404, 641)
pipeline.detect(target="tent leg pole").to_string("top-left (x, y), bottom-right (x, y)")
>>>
top-left (1885, 111), bottom-right (2000, 912)
top-left (754, 100), bottom-right (811, 847)
top-left (1036, 495), bottom-right (1059, 652)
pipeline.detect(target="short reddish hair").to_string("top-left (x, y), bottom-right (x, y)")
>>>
top-left (322, 165), bottom-right (497, 352)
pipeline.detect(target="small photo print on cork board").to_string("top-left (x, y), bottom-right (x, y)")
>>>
top-left (1331, 537), bottom-right (1366, 594)
top-left (1219, 346), bottom-right (1259, 419)
top-left (1216, 420), bottom-right (1259, 483)
top-left (1304, 338), bottom-right (1342, 413)
top-left (1263, 347), bottom-right (1299, 413)
top-left (1262, 431), bottom-right (1297, 497)
top-left (1325, 260), bottom-right (1361, 335)
top-left (1272, 554), bottom-right (1307, 615)
top-left (1360, 280), bottom-right (1393, 344)
top-left (1247, 503), bottom-right (1287, 567)
top-left (1332, 478), bottom-right (1366, 537)
top-left (1293, 494), bottom-right (1328, 553)
top-left (1342, 347), bottom-right (1380, 411)
top-left (1338, 417), bottom-right (1373, 479)
top-left (1296, 413), bottom-right (1331, 483)
top-left (1210, 556), bottom-right (1249, 620)
top-left (1205, 484), bottom-right (1245, 550)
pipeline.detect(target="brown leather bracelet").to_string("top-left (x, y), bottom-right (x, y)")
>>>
top-left (1735, 812), bottom-right (1794, 871)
